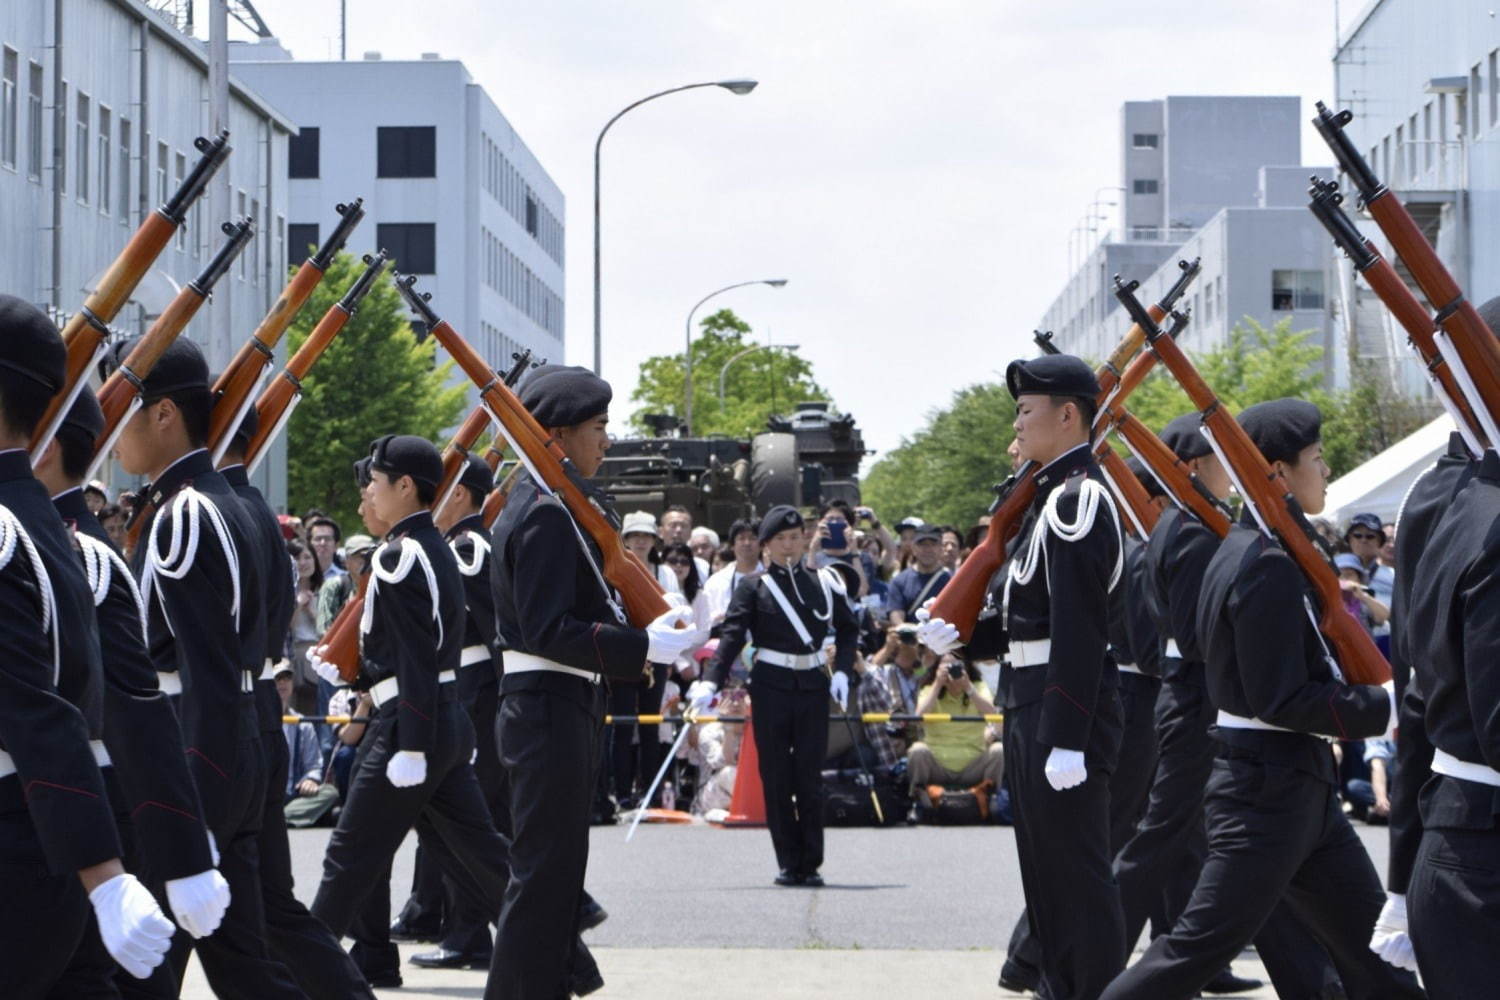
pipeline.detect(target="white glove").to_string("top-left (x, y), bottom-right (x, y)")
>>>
top-left (1368, 892), bottom-right (1417, 971)
top-left (829, 671), bottom-right (850, 708)
top-left (1044, 747), bottom-right (1088, 791)
top-left (645, 606), bottom-right (696, 663)
top-left (685, 680), bottom-right (717, 715)
top-left (89, 872), bottom-right (176, 980)
top-left (1381, 680), bottom-right (1399, 742)
top-left (165, 868), bottom-right (230, 939)
top-left (915, 598), bottom-right (936, 623)
top-left (386, 750), bottom-right (427, 788)
top-left (663, 590), bottom-right (688, 609)
top-left (916, 617), bottom-right (962, 655)
top-left (307, 644), bottom-right (341, 685)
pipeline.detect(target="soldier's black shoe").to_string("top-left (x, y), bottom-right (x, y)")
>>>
top-left (578, 897), bottom-right (609, 931)
top-left (364, 969), bottom-right (403, 988)
top-left (800, 871), bottom-right (825, 888)
top-left (1201, 968), bottom-right (1264, 994)
top-left (409, 946), bottom-right (492, 970)
top-left (570, 967), bottom-right (606, 996)
top-left (774, 869), bottom-right (801, 886)
top-left (998, 956), bottom-right (1040, 992)
top-left (388, 916), bottom-right (442, 942)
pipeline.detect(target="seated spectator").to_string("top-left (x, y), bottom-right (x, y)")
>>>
top-left (326, 685), bottom-right (373, 801)
top-left (688, 686), bottom-right (749, 819)
top-left (1345, 737), bottom-right (1395, 824)
top-left (908, 655), bottom-right (1002, 808)
top-left (276, 664), bottom-right (335, 826)
top-left (886, 526), bottom-right (951, 624)
top-left (97, 502), bottom-right (127, 551)
top-left (1335, 552), bottom-right (1389, 634)
top-left (870, 623), bottom-right (930, 747)
top-left (851, 654), bottom-right (903, 774)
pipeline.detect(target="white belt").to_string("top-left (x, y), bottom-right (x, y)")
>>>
top-left (370, 671), bottom-right (458, 708)
top-left (1163, 639), bottom-right (1182, 659)
top-left (1431, 748), bottom-right (1500, 789)
top-left (1215, 710), bottom-right (1293, 733)
top-left (1007, 638), bottom-right (1051, 668)
top-left (460, 645), bottom-right (491, 668)
top-left (756, 648), bottom-right (829, 670)
top-left (239, 670), bottom-right (256, 694)
top-left (1116, 661), bottom-right (1143, 676)
top-left (0, 739), bottom-right (111, 780)
top-left (504, 651), bottom-right (600, 684)
top-left (260, 659), bottom-right (279, 681)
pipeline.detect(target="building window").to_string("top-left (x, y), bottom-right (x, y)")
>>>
top-left (175, 154), bottom-right (186, 249)
top-left (97, 106), bottom-right (111, 215)
top-left (1131, 133), bottom-right (1158, 149)
top-left (75, 92), bottom-right (89, 203)
top-left (1490, 50), bottom-right (1498, 128)
top-left (287, 223), bottom-right (319, 267)
top-left (1407, 113), bottom-right (1418, 180)
top-left (1271, 269), bottom-right (1324, 311)
top-left (156, 140), bottom-right (167, 206)
top-left (26, 62), bottom-right (41, 180)
top-left (57, 81), bottom-right (66, 194)
top-left (525, 195), bottom-right (538, 237)
top-left (275, 215), bottom-right (285, 278)
top-left (377, 222), bottom-right (436, 273)
top-left (237, 190), bottom-right (247, 275)
top-left (250, 197), bottom-right (260, 282)
top-left (289, 126), bottom-right (318, 178)
top-left (1129, 225), bottom-right (1158, 240)
top-left (1, 47), bottom-right (17, 170)
top-left (376, 126), bottom-right (435, 178)
top-left (1472, 64), bottom-right (1483, 136)
top-left (118, 118), bottom-right (130, 222)
top-left (1132, 178), bottom-right (1159, 195)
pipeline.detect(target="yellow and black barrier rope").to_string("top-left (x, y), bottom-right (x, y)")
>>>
top-left (285, 712), bottom-right (1005, 726)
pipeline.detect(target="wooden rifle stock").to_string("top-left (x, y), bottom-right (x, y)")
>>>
top-left (482, 461), bottom-right (524, 530)
top-left (92, 217), bottom-right (256, 475)
top-left (242, 252), bottom-right (390, 472)
top-left (324, 570), bottom-right (370, 685)
top-left (1114, 276), bottom-right (1391, 686)
top-left (1313, 102), bottom-right (1500, 436)
top-left (208, 199), bottom-right (365, 461)
top-left (928, 263), bottom-right (1200, 641)
top-left (1306, 176), bottom-right (1490, 452)
top-left (1107, 409), bottom-right (1232, 536)
top-left (1096, 446), bottom-right (1160, 538)
top-left (34, 130), bottom-right (232, 457)
top-left (395, 272), bottom-right (668, 629)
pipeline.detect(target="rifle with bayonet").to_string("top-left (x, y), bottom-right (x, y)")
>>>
top-left (927, 258), bottom-right (1202, 641)
top-left (207, 199), bottom-right (366, 463)
top-left (89, 216), bottom-right (256, 480)
top-left (1114, 275), bottom-right (1391, 686)
top-left (395, 272), bottom-right (669, 630)
top-left (33, 130), bottom-right (233, 459)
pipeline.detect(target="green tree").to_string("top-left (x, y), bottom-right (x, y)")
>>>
top-left (629, 308), bottom-right (828, 436)
top-left (283, 252), bottom-right (468, 529)
top-left (862, 382), bottom-right (1017, 528)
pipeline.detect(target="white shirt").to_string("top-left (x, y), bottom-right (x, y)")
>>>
top-left (703, 561), bottom-right (765, 623)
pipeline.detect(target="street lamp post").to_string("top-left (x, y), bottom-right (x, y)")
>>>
top-left (592, 79), bottom-right (758, 376)
top-left (684, 278), bottom-right (787, 434)
top-left (719, 342), bottom-right (800, 406)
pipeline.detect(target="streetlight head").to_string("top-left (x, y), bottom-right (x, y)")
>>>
top-left (765, 279), bottom-right (789, 288)
top-left (718, 79), bottom-right (759, 95)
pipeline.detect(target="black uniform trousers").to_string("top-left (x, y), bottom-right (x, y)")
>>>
top-left (1408, 780), bottom-right (1500, 997)
top-left (488, 671), bottom-right (604, 1000)
top-left (1386, 683), bottom-right (1433, 895)
top-left (437, 669), bottom-right (507, 954)
top-left (1008, 670), bottom-right (1159, 979)
top-left (1099, 747), bottom-right (1424, 1000)
top-left (1005, 688), bottom-right (1126, 1000)
top-left (747, 660), bottom-right (830, 876)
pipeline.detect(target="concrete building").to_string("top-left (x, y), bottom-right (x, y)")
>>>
top-left (1040, 96), bottom-right (1342, 378)
top-left (0, 0), bottom-right (294, 496)
top-left (232, 43), bottom-right (565, 395)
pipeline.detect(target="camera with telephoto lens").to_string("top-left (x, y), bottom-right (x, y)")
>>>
top-left (946, 662), bottom-right (964, 679)
top-left (895, 623), bottom-right (920, 645)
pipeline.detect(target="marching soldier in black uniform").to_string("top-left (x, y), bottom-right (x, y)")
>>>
top-left (1100, 399), bottom-right (1422, 1000)
top-left (218, 409), bottom-right (377, 999)
top-left (40, 390), bottom-right (230, 996)
top-left (693, 505), bottom-right (860, 886)
top-left (923, 354), bottom-right (1126, 1000)
top-left (488, 365), bottom-right (696, 999)
top-left (112, 335), bottom-right (307, 998)
top-left (1404, 448), bottom-right (1500, 994)
top-left (0, 296), bottom-right (176, 993)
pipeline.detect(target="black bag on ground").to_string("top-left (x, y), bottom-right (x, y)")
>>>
top-left (918, 788), bottom-right (987, 826)
top-left (821, 768), bottom-right (907, 827)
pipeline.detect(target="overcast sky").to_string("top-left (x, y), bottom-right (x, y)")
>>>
top-left (229, 0), bottom-right (1363, 464)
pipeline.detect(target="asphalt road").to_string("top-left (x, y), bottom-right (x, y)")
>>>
top-left (174, 813), bottom-right (1394, 998)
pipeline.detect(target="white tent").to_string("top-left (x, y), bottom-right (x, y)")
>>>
top-left (1321, 415), bottom-right (1457, 527)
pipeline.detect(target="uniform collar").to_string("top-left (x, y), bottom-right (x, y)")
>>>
top-left (220, 463), bottom-right (249, 487)
top-left (1031, 441), bottom-right (1092, 493)
top-left (149, 448), bottom-right (213, 502)
top-left (0, 448), bottom-right (34, 484)
top-left (387, 509), bottom-right (433, 539)
top-left (52, 485), bottom-right (89, 519)
top-left (444, 512), bottom-right (485, 541)
top-left (1478, 448), bottom-right (1500, 482)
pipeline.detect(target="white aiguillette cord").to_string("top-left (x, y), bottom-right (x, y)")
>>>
top-left (0, 506), bottom-right (59, 682)
top-left (361, 536), bottom-right (443, 649)
top-left (142, 487), bottom-right (240, 637)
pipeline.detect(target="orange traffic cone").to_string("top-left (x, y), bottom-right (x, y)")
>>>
top-left (723, 709), bottom-right (766, 827)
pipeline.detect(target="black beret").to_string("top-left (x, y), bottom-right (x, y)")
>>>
top-left (519, 364), bottom-right (612, 429)
top-left (59, 389), bottom-right (105, 445)
top-left (352, 456), bottom-right (373, 489)
top-left (106, 335), bottom-right (209, 397)
top-left (1237, 399), bottom-right (1322, 465)
top-left (912, 525), bottom-right (942, 543)
top-left (1125, 455), bottom-right (1165, 499)
top-left (758, 504), bottom-right (804, 543)
top-left (369, 434), bottom-right (443, 488)
top-left (0, 295), bottom-right (66, 393)
top-left (1006, 354), bottom-right (1099, 401)
top-left (458, 452), bottom-right (493, 498)
top-left (727, 517), bottom-right (760, 542)
top-left (1160, 412), bottom-right (1212, 462)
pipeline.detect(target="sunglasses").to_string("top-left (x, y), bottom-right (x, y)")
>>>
top-left (665, 557), bottom-right (693, 567)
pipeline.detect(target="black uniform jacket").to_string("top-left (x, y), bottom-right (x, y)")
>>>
top-left (1408, 449), bottom-right (1500, 829)
top-left (703, 560), bottom-right (860, 691)
top-left (223, 464), bottom-right (296, 735)
top-left (1144, 506), bottom-right (1220, 667)
top-left (1196, 513), bottom-right (1391, 782)
top-left (446, 512), bottom-right (500, 694)
top-left (1119, 535), bottom-right (1161, 677)
top-left (0, 450), bottom-right (121, 873)
top-left (359, 509), bottom-right (465, 755)
top-left (490, 475), bottom-right (648, 686)
top-left (995, 443), bottom-right (1123, 752)
top-left (54, 486), bottom-right (212, 881)
top-left (130, 448), bottom-right (267, 830)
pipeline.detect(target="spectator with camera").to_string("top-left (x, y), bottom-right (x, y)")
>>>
top-left (886, 525), bottom-right (952, 624)
top-left (870, 623), bottom-right (931, 745)
top-left (908, 655), bottom-right (1003, 813)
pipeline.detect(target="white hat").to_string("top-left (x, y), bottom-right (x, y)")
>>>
top-left (621, 510), bottom-right (658, 538)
